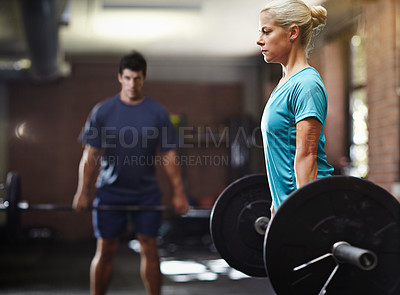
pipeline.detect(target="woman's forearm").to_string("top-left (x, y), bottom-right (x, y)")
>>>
top-left (294, 153), bottom-right (317, 188)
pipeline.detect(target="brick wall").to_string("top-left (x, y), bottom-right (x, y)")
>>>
top-left (364, 0), bottom-right (400, 197)
top-left (310, 41), bottom-right (349, 173)
top-left (309, 0), bottom-right (400, 201)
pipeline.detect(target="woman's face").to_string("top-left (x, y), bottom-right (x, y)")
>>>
top-left (257, 12), bottom-right (291, 64)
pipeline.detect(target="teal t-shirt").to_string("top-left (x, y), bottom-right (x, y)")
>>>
top-left (261, 67), bottom-right (334, 209)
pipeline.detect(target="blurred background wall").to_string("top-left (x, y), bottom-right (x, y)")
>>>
top-left (0, 0), bottom-right (399, 240)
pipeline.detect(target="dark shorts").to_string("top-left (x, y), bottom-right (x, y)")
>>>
top-left (93, 189), bottom-right (162, 239)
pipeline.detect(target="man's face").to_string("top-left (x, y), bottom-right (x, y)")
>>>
top-left (118, 69), bottom-right (145, 100)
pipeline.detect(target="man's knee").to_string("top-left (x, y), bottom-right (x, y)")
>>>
top-left (137, 234), bottom-right (158, 258)
top-left (96, 238), bottom-right (119, 260)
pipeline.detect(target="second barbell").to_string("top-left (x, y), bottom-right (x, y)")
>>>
top-left (1, 172), bottom-right (211, 235)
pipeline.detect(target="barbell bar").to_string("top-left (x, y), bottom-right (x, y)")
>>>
top-left (1, 201), bottom-right (176, 212)
top-left (210, 174), bottom-right (400, 295)
top-left (330, 242), bottom-right (378, 271)
top-left (15, 202), bottom-right (210, 218)
top-left (0, 172), bottom-right (211, 236)
top-left (291, 241), bottom-right (379, 295)
top-left (293, 242), bottom-right (378, 272)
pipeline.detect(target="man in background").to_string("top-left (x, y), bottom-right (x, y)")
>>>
top-left (73, 51), bottom-right (189, 295)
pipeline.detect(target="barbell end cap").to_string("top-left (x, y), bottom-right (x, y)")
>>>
top-left (332, 241), bottom-right (378, 271)
top-left (254, 216), bottom-right (270, 235)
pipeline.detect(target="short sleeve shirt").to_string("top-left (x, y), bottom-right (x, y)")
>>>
top-left (261, 67), bottom-right (334, 209)
top-left (80, 94), bottom-right (178, 196)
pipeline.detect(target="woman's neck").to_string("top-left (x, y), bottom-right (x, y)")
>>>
top-left (281, 48), bottom-right (309, 80)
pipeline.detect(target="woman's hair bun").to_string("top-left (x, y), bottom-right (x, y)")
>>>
top-left (310, 5), bottom-right (327, 29)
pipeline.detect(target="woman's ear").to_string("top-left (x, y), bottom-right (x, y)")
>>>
top-left (289, 24), bottom-right (300, 42)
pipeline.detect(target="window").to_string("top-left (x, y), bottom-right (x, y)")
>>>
top-left (349, 34), bottom-right (368, 177)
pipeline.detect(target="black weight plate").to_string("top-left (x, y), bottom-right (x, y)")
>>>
top-left (6, 172), bottom-right (21, 237)
top-left (264, 176), bottom-right (400, 295)
top-left (210, 174), bottom-right (272, 277)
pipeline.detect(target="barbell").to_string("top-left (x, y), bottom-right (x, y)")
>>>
top-left (209, 174), bottom-right (400, 295)
top-left (2, 171), bottom-right (400, 294)
top-left (0, 172), bottom-right (211, 235)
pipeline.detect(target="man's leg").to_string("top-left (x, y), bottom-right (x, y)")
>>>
top-left (90, 237), bottom-right (120, 295)
top-left (137, 233), bottom-right (161, 295)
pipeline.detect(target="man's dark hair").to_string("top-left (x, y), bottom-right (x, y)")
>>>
top-left (119, 51), bottom-right (147, 77)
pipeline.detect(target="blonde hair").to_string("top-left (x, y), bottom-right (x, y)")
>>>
top-left (261, 0), bottom-right (327, 55)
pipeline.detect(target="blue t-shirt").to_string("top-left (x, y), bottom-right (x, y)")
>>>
top-left (261, 67), bottom-right (334, 209)
top-left (80, 94), bottom-right (178, 196)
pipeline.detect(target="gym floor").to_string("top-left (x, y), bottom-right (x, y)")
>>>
top-left (0, 227), bottom-right (277, 295)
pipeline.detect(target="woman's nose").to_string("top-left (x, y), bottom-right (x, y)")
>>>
top-left (256, 33), bottom-right (264, 46)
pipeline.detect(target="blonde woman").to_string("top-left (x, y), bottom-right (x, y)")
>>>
top-left (257, 0), bottom-right (334, 215)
